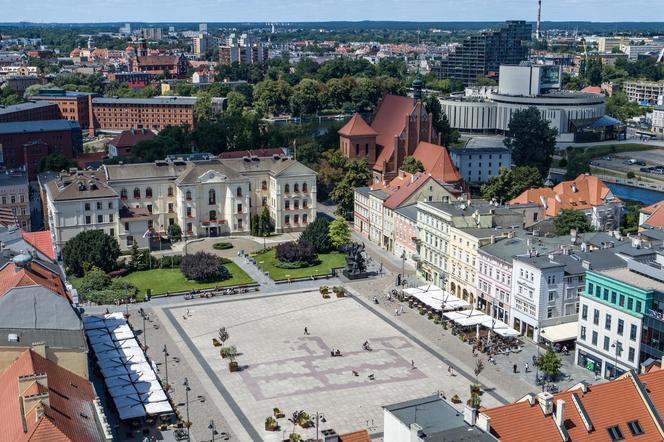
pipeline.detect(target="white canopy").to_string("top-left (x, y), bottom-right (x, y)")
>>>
top-left (482, 318), bottom-right (520, 337)
top-left (444, 298), bottom-right (472, 310)
top-left (140, 389), bottom-right (168, 403)
top-left (456, 313), bottom-right (492, 327)
top-left (540, 322), bottom-right (578, 343)
top-left (144, 401), bottom-right (173, 415)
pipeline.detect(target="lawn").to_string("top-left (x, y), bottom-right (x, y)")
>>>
top-left (117, 261), bottom-right (254, 296)
top-left (253, 249), bottom-right (346, 281)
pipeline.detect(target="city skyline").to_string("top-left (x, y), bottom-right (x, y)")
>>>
top-left (1, 0), bottom-right (663, 24)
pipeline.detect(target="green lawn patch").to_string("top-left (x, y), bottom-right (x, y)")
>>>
top-left (116, 262), bottom-right (254, 296)
top-left (253, 249), bottom-right (346, 281)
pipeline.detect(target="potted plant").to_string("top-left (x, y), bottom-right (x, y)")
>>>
top-left (427, 311), bottom-right (433, 320)
top-left (289, 433), bottom-right (301, 442)
top-left (273, 407), bottom-right (285, 419)
top-left (212, 338), bottom-right (221, 347)
top-left (265, 416), bottom-right (278, 431)
top-left (335, 287), bottom-right (345, 297)
top-left (218, 327), bottom-right (229, 347)
top-left (470, 383), bottom-right (481, 396)
top-left (298, 411), bottom-right (310, 428)
top-left (319, 286), bottom-right (329, 295)
top-left (226, 346), bottom-right (239, 372)
top-left (451, 394), bottom-right (462, 404)
top-left (408, 299), bottom-right (414, 308)
top-left (419, 307), bottom-right (426, 316)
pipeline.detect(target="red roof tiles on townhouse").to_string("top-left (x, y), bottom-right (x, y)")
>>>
top-left (338, 113), bottom-right (378, 137)
top-left (383, 172), bottom-right (431, 210)
top-left (642, 200), bottom-right (664, 215)
top-left (412, 141), bottom-right (462, 183)
top-left (641, 199), bottom-right (664, 229)
top-left (0, 260), bottom-right (68, 300)
top-left (21, 231), bottom-right (55, 261)
top-left (0, 349), bottom-right (105, 442)
top-left (581, 86), bottom-right (604, 94)
top-left (108, 128), bottom-right (156, 150)
top-left (484, 370), bottom-right (664, 442)
top-left (316, 430), bottom-right (371, 442)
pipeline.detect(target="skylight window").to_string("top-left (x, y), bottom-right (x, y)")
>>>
top-left (628, 420), bottom-right (644, 436)
top-left (608, 425), bottom-right (624, 441)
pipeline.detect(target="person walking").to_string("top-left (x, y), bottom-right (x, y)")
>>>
top-left (304, 326), bottom-right (308, 335)
top-left (411, 360), bottom-right (415, 370)
top-left (513, 364), bottom-right (517, 374)
top-left (395, 308), bottom-right (399, 316)
top-left (400, 304), bottom-right (404, 315)
top-left (525, 362), bottom-right (529, 373)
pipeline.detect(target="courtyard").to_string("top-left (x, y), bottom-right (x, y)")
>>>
top-left (161, 290), bottom-right (506, 441)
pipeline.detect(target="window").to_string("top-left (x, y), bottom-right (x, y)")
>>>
top-left (168, 203), bottom-right (174, 213)
top-left (145, 187), bottom-right (153, 198)
top-left (262, 197), bottom-right (267, 207)
top-left (592, 331), bottom-right (598, 345)
top-left (582, 304), bottom-right (588, 320)
top-left (628, 420), bottom-right (644, 436)
top-left (593, 309), bottom-right (600, 325)
top-left (108, 202), bottom-right (113, 209)
top-left (548, 291), bottom-right (556, 302)
top-left (285, 214), bottom-right (290, 224)
top-left (96, 202), bottom-right (102, 210)
top-left (588, 282), bottom-right (594, 294)
top-left (97, 214), bottom-right (103, 223)
top-left (604, 336), bottom-right (610, 351)
top-left (121, 188), bottom-right (128, 199)
top-left (236, 187), bottom-right (242, 197)
top-left (209, 189), bottom-right (216, 205)
top-left (303, 213), bottom-right (308, 224)
top-left (84, 203), bottom-right (91, 211)
top-left (110, 228), bottom-right (114, 237)
top-left (628, 347), bottom-right (636, 363)
top-left (608, 425), bottom-right (624, 441)
top-left (294, 214), bottom-right (299, 224)
top-left (185, 190), bottom-right (192, 200)
top-left (147, 204), bottom-right (152, 213)
top-left (636, 301), bottom-right (642, 313)
top-left (294, 183), bottom-right (299, 192)
top-left (237, 203), bottom-right (242, 213)
top-left (619, 294), bottom-right (625, 307)
top-left (167, 187), bottom-right (174, 197)
top-left (109, 214), bottom-right (113, 223)
top-left (605, 313), bottom-right (612, 331)
top-left (127, 235), bottom-right (134, 246)
top-left (627, 298), bottom-right (634, 310)
top-left (284, 183), bottom-right (290, 193)
top-left (85, 215), bottom-right (91, 224)
top-left (238, 218), bottom-right (243, 229)
top-left (133, 188), bottom-right (141, 198)
top-left (209, 210), bottom-right (216, 221)
top-left (630, 324), bottom-right (637, 341)
top-left (124, 222), bottom-right (129, 231)
top-left (580, 326), bottom-right (586, 340)
top-left (618, 319), bottom-right (624, 336)
top-left (261, 180), bottom-right (267, 190)
top-left (186, 207), bottom-right (192, 217)
top-left (302, 182), bottom-right (308, 192)
top-left (547, 308), bottom-right (553, 318)
top-left (285, 200), bottom-right (290, 210)
top-left (186, 222), bottom-right (192, 233)
top-left (169, 218), bottom-right (174, 226)
top-left (294, 200), bottom-right (299, 210)
top-left (604, 289), bottom-right (609, 301)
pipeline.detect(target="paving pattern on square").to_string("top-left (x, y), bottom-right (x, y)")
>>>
top-left (169, 291), bottom-right (502, 440)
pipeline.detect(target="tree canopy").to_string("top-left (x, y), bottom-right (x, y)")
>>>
top-left (480, 166), bottom-right (544, 202)
top-left (401, 156), bottom-right (425, 174)
top-left (536, 348), bottom-right (562, 379)
top-left (62, 230), bottom-right (120, 277)
top-left (328, 217), bottom-right (352, 250)
top-left (39, 153), bottom-right (78, 173)
top-left (299, 217), bottom-right (331, 253)
top-left (504, 107), bottom-right (558, 177)
top-left (553, 209), bottom-right (593, 236)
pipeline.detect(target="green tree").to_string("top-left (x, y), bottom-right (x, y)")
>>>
top-left (290, 78), bottom-right (324, 116)
top-left (332, 159), bottom-right (372, 216)
top-left (77, 267), bottom-right (111, 295)
top-left (553, 209), bottom-right (593, 236)
top-left (536, 348), bottom-right (562, 379)
top-left (226, 90), bottom-right (247, 113)
top-left (425, 94), bottom-right (459, 146)
top-left (564, 149), bottom-right (591, 180)
top-left (253, 79), bottom-right (292, 116)
top-left (376, 57), bottom-right (407, 79)
top-left (504, 107), bottom-right (558, 177)
top-left (168, 223), bottom-right (182, 242)
top-left (299, 217), bottom-right (331, 253)
top-left (63, 230), bottom-right (120, 277)
top-left (193, 91), bottom-right (213, 123)
top-left (480, 166), bottom-right (543, 202)
top-left (474, 77), bottom-right (497, 86)
top-left (328, 216), bottom-right (352, 250)
top-left (252, 206), bottom-right (274, 237)
top-left (622, 202), bottom-right (642, 235)
top-left (401, 156), bottom-right (425, 174)
top-left (605, 92), bottom-right (646, 122)
top-left (39, 153), bottom-right (78, 173)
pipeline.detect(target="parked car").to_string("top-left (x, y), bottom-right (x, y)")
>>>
top-left (635, 160), bottom-right (647, 166)
top-left (601, 156), bottom-right (612, 161)
top-left (624, 159), bottom-right (637, 164)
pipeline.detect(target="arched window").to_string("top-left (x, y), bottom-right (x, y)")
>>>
top-left (302, 182), bottom-right (308, 193)
top-left (209, 210), bottom-right (217, 221)
top-left (145, 187), bottom-right (153, 198)
top-left (261, 180), bottom-right (267, 190)
top-left (120, 188), bottom-right (128, 199)
top-left (236, 187), bottom-right (242, 197)
top-left (167, 187), bottom-right (173, 197)
top-left (185, 190), bottom-right (192, 201)
top-left (133, 188), bottom-right (140, 199)
top-left (209, 189), bottom-right (216, 205)
top-left (294, 183), bottom-right (299, 193)
top-left (284, 183), bottom-right (290, 194)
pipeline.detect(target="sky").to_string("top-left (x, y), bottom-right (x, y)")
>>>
top-left (1, 0), bottom-right (662, 23)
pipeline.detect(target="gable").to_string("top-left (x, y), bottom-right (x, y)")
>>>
top-left (273, 161), bottom-right (317, 177)
top-left (198, 170), bottom-right (228, 183)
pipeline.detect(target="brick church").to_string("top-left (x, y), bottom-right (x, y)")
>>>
top-left (338, 78), bottom-right (461, 186)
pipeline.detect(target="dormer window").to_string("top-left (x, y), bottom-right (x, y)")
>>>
top-left (628, 421), bottom-right (644, 436)
top-left (608, 425), bottom-right (624, 441)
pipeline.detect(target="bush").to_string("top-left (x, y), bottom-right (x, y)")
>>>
top-left (168, 223), bottom-right (182, 242)
top-left (299, 217), bottom-right (331, 253)
top-left (276, 240), bottom-right (317, 264)
top-left (160, 255), bottom-right (182, 268)
top-left (212, 242), bottom-right (233, 250)
top-left (76, 267), bottom-right (138, 304)
top-left (274, 260), bottom-right (319, 269)
top-left (627, 171), bottom-right (636, 179)
top-left (180, 252), bottom-right (230, 282)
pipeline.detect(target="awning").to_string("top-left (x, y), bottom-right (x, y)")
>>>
top-left (540, 322), bottom-right (578, 343)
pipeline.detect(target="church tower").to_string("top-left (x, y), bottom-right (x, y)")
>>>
top-left (338, 113), bottom-right (378, 168)
top-left (137, 33), bottom-right (148, 57)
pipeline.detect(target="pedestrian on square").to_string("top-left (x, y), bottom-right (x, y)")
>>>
top-left (411, 360), bottom-right (415, 370)
top-left (525, 362), bottom-right (529, 373)
top-left (400, 305), bottom-right (404, 315)
top-left (513, 364), bottom-right (517, 374)
top-left (304, 326), bottom-right (308, 335)
top-left (395, 308), bottom-right (399, 316)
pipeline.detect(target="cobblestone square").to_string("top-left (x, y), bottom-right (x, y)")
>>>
top-left (167, 291), bottom-right (504, 440)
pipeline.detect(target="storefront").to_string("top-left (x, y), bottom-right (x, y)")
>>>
top-left (577, 349), bottom-right (603, 377)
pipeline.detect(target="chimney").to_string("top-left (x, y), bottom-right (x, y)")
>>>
top-left (490, 235), bottom-right (496, 244)
top-left (537, 391), bottom-right (554, 416)
top-left (571, 183), bottom-right (577, 193)
top-left (555, 399), bottom-right (566, 428)
top-left (410, 423), bottom-right (424, 441)
top-left (582, 260), bottom-right (592, 270)
top-left (321, 429), bottom-right (340, 442)
top-left (476, 412), bottom-right (492, 434)
top-left (31, 342), bottom-right (47, 358)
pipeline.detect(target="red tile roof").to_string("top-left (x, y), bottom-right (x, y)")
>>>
top-left (0, 260), bottom-right (68, 300)
top-left (412, 141), bottom-right (461, 183)
top-left (21, 231), bottom-right (55, 261)
top-left (0, 349), bottom-right (105, 442)
top-left (338, 113), bottom-right (378, 137)
top-left (136, 55), bottom-right (181, 66)
top-left (383, 172), bottom-right (431, 210)
top-left (75, 152), bottom-right (106, 169)
top-left (641, 199), bottom-right (664, 229)
top-left (483, 370), bottom-right (664, 442)
top-left (108, 128), bottom-right (155, 149)
top-left (642, 200), bottom-right (664, 215)
top-left (316, 430), bottom-right (371, 442)
top-left (509, 174), bottom-right (621, 217)
top-left (581, 86), bottom-right (603, 94)
top-left (372, 95), bottom-right (416, 169)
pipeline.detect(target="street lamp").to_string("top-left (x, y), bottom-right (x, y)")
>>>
top-left (611, 341), bottom-right (622, 379)
top-left (208, 420), bottom-right (217, 442)
top-left (162, 345), bottom-right (169, 385)
top-left (401, 251), bottom-right (406, 286)
top-left (142, 312), bottom-right (147, 349)
top-left (314, 412), bottom-right (326, 441)
top-left (183, 377), bottom-right (191, 440)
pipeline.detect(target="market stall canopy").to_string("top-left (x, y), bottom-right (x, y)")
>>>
top-left (540, 322), bottom-right (578, 343)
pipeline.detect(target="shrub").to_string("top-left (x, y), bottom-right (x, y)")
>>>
top-left (160, 255), bottom-right (183, 268)
top-left (168, 223), bottom-right (182, 242)
top-left (276, 240), bottom-right (317, 264)
top-left (180, 252), bottom-right (230, 282)
top-left (299, 217), bottom-right (331, 253)
top-left (76, 267), bottom-right (138, 304)
top-left (319, 286), bottom-right (329, 294)
top-left (627, 171), bottom-right (636, 179)
top-left (212, 242), bottom-right (233, 250)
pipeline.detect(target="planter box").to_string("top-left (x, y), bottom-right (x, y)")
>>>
top-left (229, 361), bottom-right (240, 372)
top-left (265, 424), bottom-right (278, 431)
top-left (274, 411), bottom-right (285, 419)
top-left (336, 293), bottom-right (345, 298)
